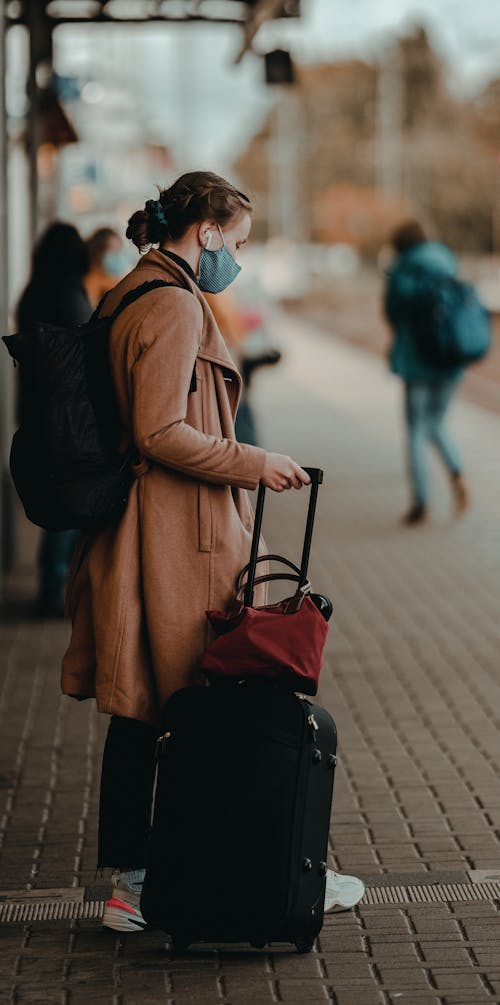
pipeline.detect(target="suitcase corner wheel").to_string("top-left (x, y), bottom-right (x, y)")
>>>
top-left (294, 936), bottom-right (315, 954)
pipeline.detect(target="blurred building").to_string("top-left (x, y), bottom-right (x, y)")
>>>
top-left (235, 27), bottom-right (500, 256)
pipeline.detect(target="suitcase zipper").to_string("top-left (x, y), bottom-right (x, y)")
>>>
top-left (157, 724), bottom-right (299, 750)
top-left (149, 731), bottom-right (170, 824)
top-left (288, 702), bottom-right (333, 923)
top-left (156, 731), bottom-right (172, 757)
top-left (287, 703), bottom-right (313, 919)
top-left (290, 705), bottom-right (336, 926)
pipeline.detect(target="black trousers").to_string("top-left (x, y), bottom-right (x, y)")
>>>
top-left (98, 716), bottom-right (159, 870)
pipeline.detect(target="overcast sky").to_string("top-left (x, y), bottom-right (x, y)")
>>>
top-left (272, 0), bottom-right (500, 83)
top-left (56, 0), bottom-right (500, 171)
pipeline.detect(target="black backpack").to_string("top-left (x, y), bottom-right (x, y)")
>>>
top-left (2, 280), bottom-right (178, 532)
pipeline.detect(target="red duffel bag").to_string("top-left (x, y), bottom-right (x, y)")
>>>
top-left (200, 469), bottom-right (332, 695)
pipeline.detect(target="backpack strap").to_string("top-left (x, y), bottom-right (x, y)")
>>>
top-left (107, 279), bottom-right (198, 392)
top-left (107, 279), bottom-right (183, 323)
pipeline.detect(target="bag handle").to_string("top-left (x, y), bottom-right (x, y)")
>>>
top-left (236, 553), bottom-right (301, 594)
top-left (244, 467), bottom-right (323, 608)
top-left (229, 574), bottom-right (311, 618)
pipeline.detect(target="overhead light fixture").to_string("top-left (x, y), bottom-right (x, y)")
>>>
top-left (265, 49), bottom-right (295, 85)
top-left (235, 0), bottom-right (297, 65)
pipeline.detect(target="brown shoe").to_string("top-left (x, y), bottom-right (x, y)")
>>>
top-left (451, 473), bottom-right (469, 515)
top-left (402, 503), bottom-right (428, 526)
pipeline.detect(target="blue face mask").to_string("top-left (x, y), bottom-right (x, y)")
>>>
top-left (102, 250), bottom-right (128, 277)
top-left (197, 225), bottom-right (241, 294)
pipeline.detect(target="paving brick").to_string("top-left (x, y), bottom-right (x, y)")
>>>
top-left (369, 943), bottom-right (419, 961)
top-left (377, 966), bottom-right (433, 988)
top-left (2, 317), bottom-right (500, 1002)
top-left (430, 970), bottom-right (490, 991)
top-left (411, 920), bottom-right (461, 936)
top-left (418, 947), bottom-right (473, 965)
top-left (334, 994), bottom-right (386, 1005)
top-left (361, 914), bottom-right (410, 932)
top-left (269, 979), bottom-right (333, 1000)
top-left (382, 999), bottom-right (444, 1005)
top-left (318, 932), bottom-right (365, 953)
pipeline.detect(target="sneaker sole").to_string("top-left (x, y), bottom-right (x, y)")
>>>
top-left (324, 897), bottom-right (364, 913)
top-left (102, 900), bottom-right (147, 933)
top-left (325, 883), bottom-right (365, 913)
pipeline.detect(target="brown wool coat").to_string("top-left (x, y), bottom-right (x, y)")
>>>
top-left (61, 250), bottom-right (267, 725)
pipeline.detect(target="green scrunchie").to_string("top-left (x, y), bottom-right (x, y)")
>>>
top-left (145, 198), bottom-right (168, 229)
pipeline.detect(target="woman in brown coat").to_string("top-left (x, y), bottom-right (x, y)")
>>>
top-left (62, 172), bottom-right (317, 930)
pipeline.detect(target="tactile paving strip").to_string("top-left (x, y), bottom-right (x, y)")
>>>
top-left (1, 879), bottom-right (500, 923)
top-left (363, 880), bottom-right (500, 905)
top-left (0, 899), bottom-right (104, 923)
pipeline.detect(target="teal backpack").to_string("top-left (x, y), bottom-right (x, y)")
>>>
top-left (411, 271), bottom-right (491, 368)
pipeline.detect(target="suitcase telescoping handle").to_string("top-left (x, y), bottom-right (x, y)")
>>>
top-left (244, 467), bottom-right (323, 608)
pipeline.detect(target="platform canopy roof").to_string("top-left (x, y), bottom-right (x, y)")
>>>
top-left (8, 0), bottom-right (301, 63)
top-left (7, 0), bottom-right (301, 28)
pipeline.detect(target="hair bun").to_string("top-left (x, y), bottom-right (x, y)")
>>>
top-left (127, 172), bottom-right (252, 251)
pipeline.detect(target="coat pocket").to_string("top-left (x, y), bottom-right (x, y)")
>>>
top-left (198, 482), bottom-right (213, 553)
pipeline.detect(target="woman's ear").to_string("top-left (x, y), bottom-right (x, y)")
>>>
top-left (197, 222), bottom-right (212, 249)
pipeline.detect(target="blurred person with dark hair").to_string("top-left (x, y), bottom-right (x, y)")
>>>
top-left (17, 222), bottom-right (92, 616)
top-left (17, 222), bottom-right (91, 336)
top-left (85, 227), bottom-right (128, 307)
top-left (384, 220), bottom-right (469, 526)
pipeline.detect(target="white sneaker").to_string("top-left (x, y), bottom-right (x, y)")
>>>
top-left (102, 869), bottom-right (148, 932)
top-left (324, 869), bottom-right (365, 912)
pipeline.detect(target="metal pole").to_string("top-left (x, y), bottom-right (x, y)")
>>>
top-left (0, 0), bottom-right (10, 583)
top-left (282, 89), bottom-right (304, 244)
top-left (26, 0), bottom-right (53, 243)
top-left (376, 44), bottom-right (403, 199)
top-left (26, 3), bottom-right (38, 245)
top-left (267, 98), bottom-right (281, 239)
top-left (267, 87), bottom-right (304, 244)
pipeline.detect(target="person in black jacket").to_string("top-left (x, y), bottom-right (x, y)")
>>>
top-left (16, 222), bottom-right (92, 616)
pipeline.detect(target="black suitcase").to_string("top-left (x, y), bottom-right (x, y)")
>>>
top-left (141, 682), bottom-right (337, 953)
top-left (141, 467), bottom-right (336, 952)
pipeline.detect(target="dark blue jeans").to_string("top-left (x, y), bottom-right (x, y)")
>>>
top-left (404, 375), bottom-right (463, 506)
top-left (38, 529), bottom-right (79, 612)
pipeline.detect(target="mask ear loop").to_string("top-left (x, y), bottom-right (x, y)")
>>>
top-left (216, 224), bottom-right (225, 248)
top-left (204, 230), bottom-right (213, 250)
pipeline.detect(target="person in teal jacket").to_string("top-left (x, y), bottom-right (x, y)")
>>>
top-left (384, 220), bottom-right (469, 525)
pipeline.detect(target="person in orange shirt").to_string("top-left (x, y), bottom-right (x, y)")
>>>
top-left (85, 227), bottom-right (128, 307)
